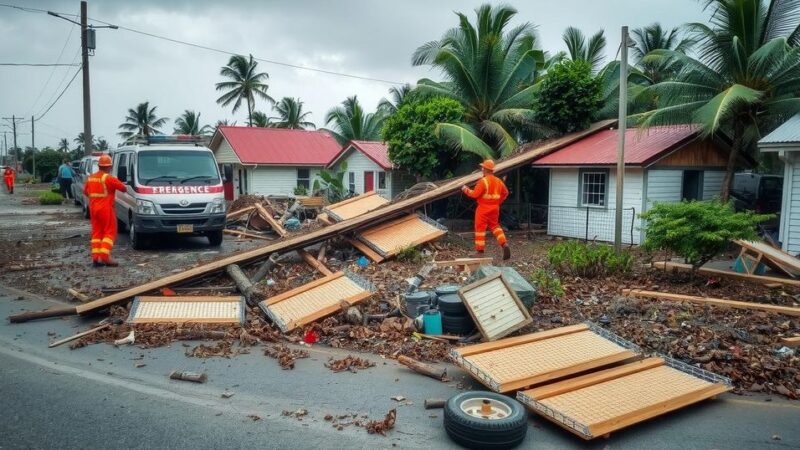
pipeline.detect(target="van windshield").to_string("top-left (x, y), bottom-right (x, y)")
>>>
top-left (137, 151), bottom-right (220, 186)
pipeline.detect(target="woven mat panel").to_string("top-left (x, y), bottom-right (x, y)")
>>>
top-left (268, 276), bottom-right (364, 323)
top-left (326, 194), bottom-right (388, 221)
top-left (359, 215), bottom-right (444, 255)
top-left (466, 330), bottom-right (627, 384)
top-left (461, 277), bottom-right (527, 340)
top-left (129, 299), bottom-right (243, 324)
top-left (539, 365), bottom-right (714, 426)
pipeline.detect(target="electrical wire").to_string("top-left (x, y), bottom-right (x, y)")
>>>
top-left (0, 63), bottom-right (79, 66)
top-left (35, 65), bottom-right (82, 121)
top-left (25, 7), bottom-right (78, 117)
top-left (34, 47), bottom-right (81, 119)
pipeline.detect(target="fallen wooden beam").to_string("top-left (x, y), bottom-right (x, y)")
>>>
top-left (780, 336), bottom-right (800, 347)
top-left (297, 249), bottom-right (333, 276)
top-left (7, 121), bottom-right (612, 323)
top-left (622, 289), bottom-right (800, 317)
top-left (223, 229), bottom-right (275, 241)
top-left (226, 206), bottom-right (255, 220)
top-left (255, 203), bottom-right (287, 237)
top-left (652, 261), bottom-right (800, 288)
top-left (397, 355), bottom-right (448, 381)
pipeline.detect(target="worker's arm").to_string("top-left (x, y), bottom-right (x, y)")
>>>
top-left (461, 179), bottom-right (486, 199)
top-left (107, 176), bottom-right (127, 192)
top-left (499, 179), bottom-right (509, 203)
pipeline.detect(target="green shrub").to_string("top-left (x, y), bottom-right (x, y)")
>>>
top-left (548, 240), bottom-right (633, 278)
top-left (293, 184), bottom-right (308, 196)
top-left (39, 191), bottom-right (64, 205)
top-left (640, 200), bottom-right (772, 271)
top-left (396, 245), bottom-right (424, 263)
top-left (530, 268), bottom-right (565, 300)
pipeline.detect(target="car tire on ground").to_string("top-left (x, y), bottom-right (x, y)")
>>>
top-left (207, 230), bottom-right (223, 247)
top-left (444, 391), bottom-right (528, 450)
top-left (441, 313), bottom-right (476, 335)
top-left (437, 294), bottom-right (468, 316)
top-left (129, 223), bottom-right (145, 250)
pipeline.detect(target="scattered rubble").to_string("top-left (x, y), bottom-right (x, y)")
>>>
top-left (264, 344), bottom-right (309, 369)
top-left (363, 409), bottom-right (397, 436)
top-left (324, 355), bottom-right (376, 373)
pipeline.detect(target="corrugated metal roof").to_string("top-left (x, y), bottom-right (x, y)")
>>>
top-left (350, 140), bottom-right (392, 169)
top-left (214, 127), bottom-right (342, 166)
top-left (759, 114), bottom-right (800, 146)
top-left (532, 126), bottom-right (698, 166)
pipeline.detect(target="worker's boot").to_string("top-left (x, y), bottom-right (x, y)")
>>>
top-left (92, 260), bottom-right (104, 268)
top-left (473, 249), bottom-right (485, 258)
top-left (502, 244), bottom-right (511, 260)
top-left (103, 258), bottom-right (120, 267)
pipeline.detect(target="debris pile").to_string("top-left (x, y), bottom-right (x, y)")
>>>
top-left (264, 344), bottom-right (309, 369)
top-left (325, 355), bottom-right (376, 373)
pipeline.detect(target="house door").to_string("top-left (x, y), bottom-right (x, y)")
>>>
top-left (364, 171), bottom-right (374, 192)
top-left (238, 168), bottom-right (248, 196)
top-left (682, 170), bottom-right (703, 201)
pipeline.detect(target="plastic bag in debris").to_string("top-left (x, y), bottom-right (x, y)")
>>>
top-left (468, 265), bottom-right (536, 307)
top-left (284, 218), bottom-right (302, 231)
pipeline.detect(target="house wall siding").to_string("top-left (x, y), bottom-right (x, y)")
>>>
top-left (213, 138), bottom-right (241, 164)
top-left (248, 166), bottom-right (322, 197)
top-left (702, 170), bottom-right (726, 200)
top-left (645, 169), bottom-right (683, 208)
top-left (332, 151), bottom-right (391, 198)
top-left (785, 153), bottom-right (800, 254)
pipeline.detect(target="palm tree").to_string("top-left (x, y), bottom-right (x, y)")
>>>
top-left (631, 23), bottom-right (696, 83)
top-left (412, 4), bottom-right (544, 159)
top-left (562, 27), bottom-right (607, 74)
top-left (215, 54), bottom-right (274, 127)
top-left (251, 111), bottom-right (270, 128)
top-left (634, 0), bottom-right (800, 201)
top-left (174, 110), bottom-right (212, 135)
top-left (323, 96), bottom-right (386, 145)
top-left (58, 138), bottom-right (69, 153)
top-left (378, 84), bottom-right (415, 113)
top-left (118, 102), bottom-right (168, 139)
top-left (270, 97), bottom-right (315, 129)
top-left (95, 138), bottom-right (109, 151)
top-left (74, 132), bottom-right (90, 152)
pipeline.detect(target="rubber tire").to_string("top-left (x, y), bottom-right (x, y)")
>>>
top-left (444, 391), bottom-right (528, 450)
top-left (129, 223), bottom-right (146, 250)
top-left (438, 294), bottom-right (468, 315)
top-left (441, 313), bottom-right (476, 335)
top-left (207, 230), bottom-right (223, 247)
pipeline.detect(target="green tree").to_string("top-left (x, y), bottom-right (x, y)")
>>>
top-left (74, 132), bottom-right (90, 152)
top-left (174, 110), bottom-right (212, 135)
top-left (324, 96), bottom-right (386, 145)
top-left (562, 26), bottom-right (607, 73)
top-left (215, 54), bottom-right (274, 127)
top-left (634, 0), bottom-right (800, 201)
top-left (118, 102), bottom-right (168, 139)
top-left (535, 60), bottom-right (603, 133)
top-left (95, 138), bottom-right (109, 151)
top-left (381, 97), bottom-right (465, 179)
top-left (412, 4), bottom-right (544, 159)
top-left (23, 148), bottom-right (62, 182)
top-left (250, 111), bottom-right (270, 128)
top-left (57, 138), bottom-right (70, 153)
top-left (378, 84), bottom-right (416, 114)
top-left (270, 97), bottom-right (315, 129)
top-left (631, 23), bottom-right (696, 83)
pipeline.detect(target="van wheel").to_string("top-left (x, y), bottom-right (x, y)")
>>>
top-left (444, 391), bottom-right (528, 449)
top-left (129, 223), bottom-right (145, 250)
top-left (207, 230), bottom-right (223, 247)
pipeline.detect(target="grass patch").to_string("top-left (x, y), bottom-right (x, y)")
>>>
top-left (396, 245), bottom-right (424, 263)
top-left (548, 240), bottom-right (633, 278)
top-left (530, 268), bottom-right (565, 300)
top-left (38, 191), bottom-right (64, 205)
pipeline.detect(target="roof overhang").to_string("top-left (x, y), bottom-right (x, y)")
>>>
top-left (759, 143), bottom-right (800, 153)
top-left (328, 141), bottom-right (392, 170)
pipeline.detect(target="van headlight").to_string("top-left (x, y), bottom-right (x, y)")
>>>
top-left (136, 199), bottom-right (157, 215)
top-left (209, 198), bottom-right (225, 214)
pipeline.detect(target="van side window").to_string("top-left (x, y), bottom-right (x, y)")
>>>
top-left (117, 154), bottom-right (128, 179)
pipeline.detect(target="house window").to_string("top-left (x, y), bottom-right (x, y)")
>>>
top-left (348, 172), bottom-right (355, 193)
top-left (378, 171), bottom-right (387, 190)
top-left (682, 170), bottom-right (703, 201)
top-left (579, 170), bottom-right (608, 207)
top-left (297, 168), bottom-right (310, 189)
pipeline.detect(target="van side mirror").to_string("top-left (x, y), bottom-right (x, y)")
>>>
top-left (118, 166), bottom-right (128, 183)
top-left (223, 165), bottom-right (233, 182)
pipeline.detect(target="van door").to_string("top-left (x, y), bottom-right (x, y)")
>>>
top-left (114, 153), bottom-right (129, 221)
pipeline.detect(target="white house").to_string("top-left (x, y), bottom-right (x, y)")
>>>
top-left (209, 126), bottom-right (342, 200)
top-left (759, 114), bottom-right (800, 254)
top-left (327, 140), bottom-right (415, 199)
top-left (532, 126), bottom-right (751, 244)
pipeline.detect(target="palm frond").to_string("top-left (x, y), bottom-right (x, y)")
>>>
top-left (435, 122), bottom-right (495, 159)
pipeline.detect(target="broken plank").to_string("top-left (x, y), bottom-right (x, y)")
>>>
top-left (223, 229), bottom-right (275, 241)
top-left (780, 336), bottom-right (800, 347)
top-left (652, 261), bottom-right (800, 288)
top-left (226, 206), bottom-right (255, 220)
top-left (433, 258), bottom-right (493, 268)
top-left (622, 289), bottom-right (800, 316)
top-left (297, 249), bottom-right (333, 276)
top-left (255, 203), bottom-right (287, 237)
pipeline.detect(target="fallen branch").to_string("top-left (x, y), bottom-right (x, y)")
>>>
top-left (169, 370), bottom-right (207, 383)
top-left (397, 355), bottom-right (448, 381)
top-left (250, 253), bottom-right (279, 284)
top-left (226, 264), bottom-right (256, 306)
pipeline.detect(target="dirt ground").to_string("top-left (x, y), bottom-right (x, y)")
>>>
top-left (1, 188), bottom-right (798, 399)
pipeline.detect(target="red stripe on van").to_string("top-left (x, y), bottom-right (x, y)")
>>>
top-left (135, 185), bottom-right (224, 194)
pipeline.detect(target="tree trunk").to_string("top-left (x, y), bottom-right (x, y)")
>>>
top-left (247, 98), bottom-right (253, 127)
top-left (720, 122), bottom-right (744, 203)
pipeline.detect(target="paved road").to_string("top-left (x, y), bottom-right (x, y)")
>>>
top-left (1, 287), bottom-right (798, 449)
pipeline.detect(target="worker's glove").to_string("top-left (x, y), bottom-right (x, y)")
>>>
top-left (461, 185), bottom-right (468, 193)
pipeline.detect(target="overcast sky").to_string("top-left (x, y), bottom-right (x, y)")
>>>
top-left (1, 0), bottom-right (707, 151)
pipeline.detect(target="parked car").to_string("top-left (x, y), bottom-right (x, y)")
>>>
top-left (71, 153), bottom-right (102, 218)
top-left (111, 135), bottom-right (226, 249)
top-left (730, 172), bottom-right (783, 214)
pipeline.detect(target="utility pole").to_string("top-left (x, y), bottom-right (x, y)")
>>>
top-left (11, 115), bottom-right (18, 172)
top-left (31, 116), bottom-right (36, 179)
top-left (614, 26), bottom-right (629, 252)
top-left (2, 131), bottom-right (6, 166)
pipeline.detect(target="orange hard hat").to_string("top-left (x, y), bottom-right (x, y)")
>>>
top-left (98, 154), bottom-right (112, 167)
top-left (479, 159), bottom-right (495, 171)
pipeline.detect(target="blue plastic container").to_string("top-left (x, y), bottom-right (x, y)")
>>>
top-left (423, 309), bottom-right (443, 335)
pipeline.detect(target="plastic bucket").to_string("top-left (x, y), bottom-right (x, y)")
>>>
top-left (423, 309), bottom-right (443, 335)
top-left (403, 291), bottom-right (431, 315)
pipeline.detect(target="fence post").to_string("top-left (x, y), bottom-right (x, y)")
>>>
top-left (584, 207), bottom-right (589, 242)
top-left (629, 207), bottom-right (635, 246)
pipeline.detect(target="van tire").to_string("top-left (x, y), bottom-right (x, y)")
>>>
top-left (443, 391), bottom-right (528, 449)
top-left (207, 230), bottom-right (223, 247)
top-left (129, 223), bottom-right (145, 250)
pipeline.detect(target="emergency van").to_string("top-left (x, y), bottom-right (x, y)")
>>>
top-left (111, 135), bottom-right (227, 249)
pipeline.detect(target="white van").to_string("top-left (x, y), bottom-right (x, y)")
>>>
top-left (111, 135), bottom-right (227, 249)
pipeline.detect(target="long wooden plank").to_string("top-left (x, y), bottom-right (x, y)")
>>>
top-left (41, 121), bottom-right (612, 320)
top-left (454, 323), bottom-right (589, 357)
top-left (500, 351), bottom-right (639, 392)
top-left (433, 258), bottom-right (494, 267)
top-left (622, 289), bottom-right (800, 316)
top-left (226, 206), bottom-right (255, 219)
top-left (223, 229), bottom-right (275, 241)
top-left (652, 261), bottom-right (800, 287)
top-left (255, 203), bottom-right (287, 237)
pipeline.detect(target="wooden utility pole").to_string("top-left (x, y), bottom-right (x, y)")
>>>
top-left (80, 0), bottom-right (93, 155)
top-left (614, 26), bottom-right (629, 251)
top-left (31, 116), bottom-right (35, 179)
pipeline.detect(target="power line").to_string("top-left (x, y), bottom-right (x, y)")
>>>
top-left (35, 65), bottom-right (82, 121)
top-left (25, 7), bottom-right (78, 117)
top-left (0, 63), bottom-right (80, 66)
top-left (34, 47), bottom-right (81, 119)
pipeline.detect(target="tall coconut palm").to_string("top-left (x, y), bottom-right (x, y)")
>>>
top-left (74, 132), bottom-right (91, 152)
top-left (412, 4), bottom-right (545, 159)
top-left (634, 0), bottom-right (800, 201)
top-left (270, 97), bottom-right (315, 129)
top-left (58, 138), bottom-right (69, 153)
top-left (378, 84), bottom-right (415, 114)
top-left (95, 138), bottom-right (109, 151)
top-left (174, 110), bottom-right (212, 135)
top-left (215, 54), bottom-right (274, 127)
top-left (250, 111), bottom-right (270, 128)
top-left (117, 102), bottom-right (168, 139)
top-left (562, 27), bottom-right (607, 74)
top-left (631, 23), bottom-right (696, 83)
top-left (323, 96), bottom-right (386, 145)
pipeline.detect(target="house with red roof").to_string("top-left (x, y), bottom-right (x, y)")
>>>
top-left (532, 126), bottom-right (752, 244)
top-left (327, 140), bottom-right (415, 199)
top-left (209, 126), bottom-right (343, 199)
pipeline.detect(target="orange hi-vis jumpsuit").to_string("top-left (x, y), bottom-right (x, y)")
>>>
top-left (3, 168), bottom-right (14, 194)
top-left (463, 174), bottom-right (509, 252)
top-left (83, 171), bottom-right (126, 263)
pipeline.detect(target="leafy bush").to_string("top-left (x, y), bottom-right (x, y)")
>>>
top-left (312, 162), bottom-right (348, 203)
top-left (39, 191), bottom-right (64, 205)
top-left (548, 240), bottom-right (633, 278)
top-left (530, 268), bottom-right (565, 300)
top-left (396, 245), bottom-right (424, 263)
top-left (293, 184), bottom-right (308, 196)
top-left (640, 200), bottom-right (771, 271)
top-left (535, 59), bottom-right (603, 133)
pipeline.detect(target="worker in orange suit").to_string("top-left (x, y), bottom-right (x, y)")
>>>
top-left (461, 159), bottom-right (511, 260)
top-left (3, 166), bottom-right (15, 194)
top-left (83, 154), bottom-right (126, 267)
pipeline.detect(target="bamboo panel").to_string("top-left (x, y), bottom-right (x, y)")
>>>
top-left (128, 296), bottom-right (244, 324)
top-left (358, 214), bottom-right (446, 257)
top-left (459, 274), bottom-right (532, 341)
top-left (325, 191), bottom-right (389, 222)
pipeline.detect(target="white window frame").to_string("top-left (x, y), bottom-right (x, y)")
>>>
top-left (579, 169), bottom-right (608, 208)
top-left (348, 172), bottom-right (355, 193)
top-left (377, 171), bottom-right (387, 190)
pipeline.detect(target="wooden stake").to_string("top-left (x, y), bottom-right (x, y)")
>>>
top-left (397, 355), bottom-right (448, 381)
top-left (223, 229), bottom-right (274, 241)
top-left (622, 289), bottom-right (800, 316)
top-left (48, 322), bottom-right (111, 348)
top-left (67, 288), bottom-right (90, 303)
top-left (298, 249), bottom-right (333, 276)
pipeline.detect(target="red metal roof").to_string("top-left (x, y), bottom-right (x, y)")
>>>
top-left (214, 126), bottom-right (342, 166)
top-left (329, 140), bottom-right (392, 170)
top-left (533, 126), bottom-right (699, 166)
